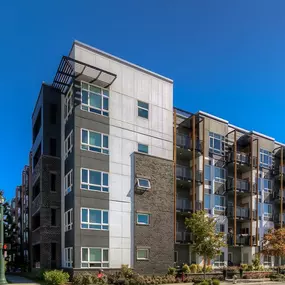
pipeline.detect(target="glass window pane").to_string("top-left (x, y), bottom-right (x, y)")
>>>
top-left (138, 101), bottom-right (148, 109)
top-left (81, 169), bottom-right (88, 183)
top-left (81, 209), bottom-right (88, 222)
top-left (82, 90), bottom-right (88, 104)
top-left (90, 171), bottom-right (101, 185)
top-left (103, 135), bottom-right (108, 148)
top-left (205, 195), bottom-right (210, 209)
top-left (90, 85), bottom-right (101, 94)
top-left (138, 179), bottom-right (150, 187)
top-left (103, 97), bottom-right (109, 110)
top-left (82, 248), bottom-right (88, 262)
top-left (103, 249), bottom-right (108, 262)
top-left (137, 249), bottom-right (147, 259)
top-left (82, 130), bottom-right (88, 144)
top-left (90, 93), bottom-right (101, 109)
top-left (103, 211), bottom-right (108, 224)
top-left (205, 165), bottom-right (211, 180)
top-left (103, 173), bottom-right (108, 186)
top-left (103, 90), bottom-right (109, 97)
top-left (214, 139), bottom-right (220, 150)
top-left (89, 210), bottom-right (101, 224)
top-left (90, 248), bottom-right (101, 262)
top-left (138, 108), bottom-right (148, 119)
top-left (82, 83), bottom-right (88, 90)
top-left (138, 144), bottom-right (148, 154)
top-left (89, 132), bottom-right (101, 147)
top-left (138, 214), bottom-right (149, 224)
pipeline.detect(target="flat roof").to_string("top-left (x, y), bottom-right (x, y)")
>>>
top-left (69, 40), bottom-right (173, 84)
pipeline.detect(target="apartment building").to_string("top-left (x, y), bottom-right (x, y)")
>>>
top-left (174, 108), bottom-right (285, 267)
top-left (29, 41), bottom-right (174, 273)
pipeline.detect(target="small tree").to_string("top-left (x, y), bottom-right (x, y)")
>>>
top-left (185, 210), bottom-right (226, 279)
top-left (261, 227), bottom-right (285, 265)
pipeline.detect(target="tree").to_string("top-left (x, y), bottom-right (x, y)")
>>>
top-left (185, 210), bottom-right (226, 279)
top-left (261, 227), bottom-right (285, 262)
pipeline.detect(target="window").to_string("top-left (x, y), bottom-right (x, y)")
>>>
top-left (205, 165), bottom-right (211, 180)
top-left (137, 213), bottom-right (150, 225)
top-left (64, 247), bottom-right (73, 268)
top-left (64, 170), bottom-right (73, 195)
top-left (136, 178), bottom-right (151, 190)
top-left (81, 168), bottom-right (109, 193)
top-left (241, 228), bottom-right (249, 235)
top-left (214, 252), bottom-right (225, 267)
top-left (137, 248), bottom-right (149, 260)
top-left (51, 243), bottom-right (56, 261)
top-left (65, 88), bottom-right (73, 120)
top-left (264, 203), bottom-right (272, 218)
top-left (214, 195), bottom-right (225, 211)
top-left (264, 179), bottom-right (272, 192)
top-left (50, 173), bottom-right (56, 192)
top-left (204, 194), bottom-right (211, 209)
top-left (64, 209), bottom-right (73, 232)
top-left (209, 132), bottom-right (225, 155)
top-left (264, 255), bottom-right (272, 266)
top-left (50, 138), bottom-right (56, 156)
top-left (51, 208), bottom-right (56, 226)
top-left (81, 248), bottom-right (109, 268)
top-left (81, 82), bottom-right (109, 117)
top-left (81, 129), bottom-right (109, 154)
top-left (215, 223), bottom-right (225, 233)
top-left (138, 101), bottom-right (149, 119)
top-left (174, 251), bottom-right (178, 263)
top-left (214, 167), bottom-right (226, 183)
top-left (50, 104), bottom-right (57, 124)
top-left (64, 131), bottom-right (73, 159)
top-left (138, 143), bottom-right (149, 154)
top-left (260, 149), bottom-right (272, 168)
top-left (81, 208), bottom-right (109, 230)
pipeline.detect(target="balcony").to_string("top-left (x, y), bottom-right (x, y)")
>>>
top-left (273, 190), bottom-right (285, 202)
top-left (227, 178), bottom-right (251, 194)
top-left (176, 198), bottom-right (202, 213)
top-left (273, 166), bottom-right (285, 177)
top-left (227, 206), bottom-right (256, 220)
top-left (226, 151), bottom-right (254, 171)
top-left (176, 133), bottom-right (203, 154)
top-left (176, 165), bottom-right (203, 183)
top-left (176, 231), bottom-right (193, 244)
top-left (228, 234), bottom-right (257, 246)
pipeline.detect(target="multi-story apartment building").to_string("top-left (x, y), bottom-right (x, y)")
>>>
top-left (27, 40), bottom-right (285, 273)
top-left (174, 108), bottom-right (285, 267)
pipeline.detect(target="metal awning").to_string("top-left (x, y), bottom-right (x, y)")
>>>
top-left (52, 56), bottom-right (117, 94)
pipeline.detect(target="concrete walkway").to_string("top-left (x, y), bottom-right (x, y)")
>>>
top-left (6, 275), bottom-right (40, 284)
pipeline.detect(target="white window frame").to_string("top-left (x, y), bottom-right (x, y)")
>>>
top-left (263, 178), bottom-right (272, 192)
top-left (64, 247), bottom-right (73, 268)
top-left (214, 167), bottom-right (226, 183)
top-left (81, 128), bottom-right (109, 155)
top-left (137, 100), bottom-right (149, 119)
top-left (81, 208), bottom-right (109, 230)
top-left (64, 170), bottom-right (73, 195)
top-left (263, 255), bottom-right (272, 266)
top-left (64, 88), bottom-right (73, 121)
top-left (214, 252), bottom-right (225, 267)
top-left (209, 132), bottom-right (225, 155)
top-left (260, 149), bottom-right (272, 168)
top-left (138, 143), bottom-right (149, 154)
top-left (137, 213), bottom-right (150, 225)
top-left (137, 248), bottom-right (149, 260)
top-left (264, 203), bottom-right (272, 218)
top-left (81, 82), bottom-right (109, 117)
top-left (80, 168), bottom-right (109, 193)
top-left (81, 247), bottom-right (109, 268)
top-left (214, 195), bottom-right (226, 211)
top-left (64, 209), bottom-right (73, 232)
top-left (64, 131), bottom-right (73, 159)
top-left (215, 223), bottom-right (225, 233)
top-left (136, 178), bottom-right (151, 190)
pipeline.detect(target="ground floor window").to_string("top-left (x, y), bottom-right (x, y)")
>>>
top-left (81, 247), bottom-right (109, 268)
top-left (64, 247), bottom-right (73, 268)
top-left (264, 255), bottom-right (272, 266)
top-left (214, 252), bottom-right (225, 267)
top-left (137, 248), bottom-right (149, 260)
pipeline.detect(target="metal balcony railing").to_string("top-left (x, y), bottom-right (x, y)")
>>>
top-left (227, 206), bottom-right (251, 219)
top-left (176, 165), bottom-right (203, 182)
top-left (227, 151), bottom-right (250, 165)
top-left (227, 234), bottom-right (257, 246)
top-left (176, 231), bottom-right (192, 243)
top-left (176, 199), bottom-right (202, 212)
top-left (176, 134), bottom-right (203, 152)
top-left (227, 178), bottom-right (250, 192)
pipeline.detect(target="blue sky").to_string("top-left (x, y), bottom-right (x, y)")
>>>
top-left (1, 0), bottom-right (285, 199)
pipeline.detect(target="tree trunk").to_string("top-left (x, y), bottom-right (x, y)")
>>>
top-left (204, 255), bottom-right (206, 280)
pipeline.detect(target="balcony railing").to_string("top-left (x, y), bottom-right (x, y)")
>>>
top-left (227, 206), bottom-right (255, 220)
top-left (176, 134), bottom-right (203, 152)
top-left (227, 178), bottom-right (250, 192)
top-left (227, 151), bottom-right (250, 165)
top-left (176, 231), bottom-right (192, 243)
top-left (176, 165), bottom-right (203, 182)
top-left (227, 234), bottom-right (257, 246)
top-left (176, 199), bottom-right (202, 212)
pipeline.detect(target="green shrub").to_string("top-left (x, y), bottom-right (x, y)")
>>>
top-left (252, 256), bottom-right (260, 270)
top-left (197, 264), bottom-right (203, 273)
top-left (121, 264), bottom-right (133, 278)
top-left (247, 265), bottom-right (254, 271)
top-left (182, 263), bottom-right (190, 273)
top-left (167, 267), bottom-right (176, 275)
top-left (44, 270), bottom-right (69, 285)
top-left (192, 277), bottom-right (203, 284)
top-left (240, 264), bottom-right (248, 271)
top-left (190, 264), bottom-right (198, 273)
top-left (206, 265), bottom-right (212, 272)
top-left (258, 265), bottom-right (264, 271)
top-left (198, 281), bottom-right (210, 285)
top-left (212, 279), bottom-right (220, 285)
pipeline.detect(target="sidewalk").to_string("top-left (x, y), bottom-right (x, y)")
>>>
top-left (6, 275), bottom-right (40, 285)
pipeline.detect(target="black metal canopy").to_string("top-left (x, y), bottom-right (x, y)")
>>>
top-left (52, 56), bottom-right (117, 94)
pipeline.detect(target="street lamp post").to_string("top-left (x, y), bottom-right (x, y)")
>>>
top-left (0, 196), bottom-right (7, 284)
